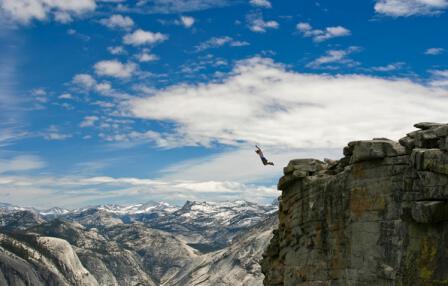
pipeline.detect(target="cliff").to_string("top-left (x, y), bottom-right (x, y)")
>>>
top-left (261, 122), bottom-right (448, 286)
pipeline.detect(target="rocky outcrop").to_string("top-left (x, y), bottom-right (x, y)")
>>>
top-left (261, 122), bottom-right (448, 286)
top-left (0, 232), bottom-right (98, 285)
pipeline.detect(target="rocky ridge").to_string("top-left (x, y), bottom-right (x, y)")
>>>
top-left (262, 122), bottom-right (448, 286)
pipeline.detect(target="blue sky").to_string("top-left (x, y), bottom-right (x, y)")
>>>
top-left (0, 0), bottom-right (447, 208)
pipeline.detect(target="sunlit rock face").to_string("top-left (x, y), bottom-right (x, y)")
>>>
top-left (262, 122), bottom-right (448, 286)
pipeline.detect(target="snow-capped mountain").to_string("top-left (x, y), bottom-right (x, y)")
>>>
top-left (40, 207), bottom-right (71, 216)
top-left (31, 200), bottom-right (277, 251)
top-left (0, 200), bottom-right (278, 286)
top-left (0, 202), bottom-right (37, 214)
top-left (96, 201), bottom-right (178, 215)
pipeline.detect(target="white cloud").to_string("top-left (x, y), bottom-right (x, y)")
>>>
top-left (99, 14), bottom-right (134, 30)
top-left (59, 93), bottom-right (73, 99)
top-left (0, 0), bottom-right (96, 24)
top-left (54, 11), bottom-right (72, 23)
top-left (247, 14), bottom-right (278, 33)
top-left (195, 36), bottom-right (249, 52)
top-left (108, 46), bottom-right (127, 55)
top-left (0, 155), bottom-right (45, 174)
top-left (123, 29), bottom-right (168, 46)
top-left (179, 15), bottom-right (195, 28)
top-left (374, 0), bottom-right (448, 16)
top-left (425, 47), bottom-right (444, 55)
top-left (307, 46), bottom-right (361, 68)
top-left (137, 52), bottom-right (159, 62)
top-left (126, 57), bottom-right (448, 149)
top-left (0, 128), bottom-right (28, 148)
top-left (80, 116), bottom-right (99, 127)
top-left (96, 82), bottom-right (112, 92)
top-left (0, 174), bottom-right (277, 208)
top-left (72, 74), bottom-right (114, 94)
top-left (369, 62), bottom-right (404, 72)
top-left (430, 70), bottom-right (448, 88)
top-left (44, 133), bottom-right (72, 140)
top-left (94, 60), bottom-right (137, 78)
top-left (31, 88), bottom-right (46, 96)
top-left (297, 22), bottom-right (351, 42)
top-left (73, 73), bottom-right (97, 88)
top-left (250, 0), bottom-right (271, 8)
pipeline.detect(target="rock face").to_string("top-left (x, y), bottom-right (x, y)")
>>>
top-left (262, 122), bottom-right (448, 286)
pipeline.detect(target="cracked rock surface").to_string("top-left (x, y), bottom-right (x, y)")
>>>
top-left (262, 122), bottom-right (448, 286)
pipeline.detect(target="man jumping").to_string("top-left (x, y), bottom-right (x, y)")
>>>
top-left (255, 145), bottom-right (274, 166)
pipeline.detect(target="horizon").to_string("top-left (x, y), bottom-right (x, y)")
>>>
top-left (0, 198), bottom-right (277, 211)
top-left (0, 0), bottom-right (447, 208)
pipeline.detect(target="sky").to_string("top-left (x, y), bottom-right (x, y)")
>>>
top-left (0, 0), bottom-right (447, 209)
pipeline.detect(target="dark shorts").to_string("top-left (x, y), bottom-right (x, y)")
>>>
top-left (261, 157), bottom-right (268, 165)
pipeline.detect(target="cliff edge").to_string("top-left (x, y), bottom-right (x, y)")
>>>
top-left (261, 122), bottom-right (448, 286)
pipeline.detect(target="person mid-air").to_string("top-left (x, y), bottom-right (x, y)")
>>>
top-left (255, 145), bottom-right (274, 166)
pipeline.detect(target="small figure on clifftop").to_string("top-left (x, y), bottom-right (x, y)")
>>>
top-left (255, 145), bottom-right (274, 166)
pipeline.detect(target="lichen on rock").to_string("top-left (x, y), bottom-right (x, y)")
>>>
top-left (261, 122), bottom-right (448, 286)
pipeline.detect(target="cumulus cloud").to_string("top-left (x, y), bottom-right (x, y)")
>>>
top-left (72, 73), bottom-right (114, 95)
top-left (195, 36), bottom-right (249, 52)
top-left (0, 155), bottom-right (45, 174)
top-left (99, 14), bottom-right (134, 30)
top-left (94, 60), bottom-right (137, 78)
top-left (73, 73), bottom-right (97, 88)
top-left (0, 0), bottom-right (96, 24)
top-left (247, 14), bottom-right (278, 32)
top-left (307, 46), bottom-right (361, 68)
top-left (137, 51), bottom-right (159, 62)
top-left (178, 15), bottom-right (195, 28)
top-left (126, 57), bottom-right (448, 149)
top-left (108, 46), bottom-right (127, 55)
top-left (249, 0), bottom-right (271, 8)
top-left (123, 29), bottom-right (168, 46)
top-left (425, 47), bottom-right (444, 55)
top-left (71, 73), bottom-right (114, 95)
top-left (297, 22), bottom-right (351, 42)
top-left (374, 0), bottom-right (448, 16)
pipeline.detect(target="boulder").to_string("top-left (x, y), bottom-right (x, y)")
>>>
top-left (283, 159), bottom-right (326, 175)
top-left (414, 122), bottom-right (444, 130)
top-left (349, 140), bottom-right (406, 164)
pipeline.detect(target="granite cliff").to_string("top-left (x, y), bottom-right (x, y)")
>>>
top-left (261, 122), bottom-right (448, 286)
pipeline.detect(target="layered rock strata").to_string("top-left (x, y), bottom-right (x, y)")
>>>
top-left (261, 122), bottom-right (448, 286)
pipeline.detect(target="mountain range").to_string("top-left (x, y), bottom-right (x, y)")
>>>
top-left (0, 200), bottom-right (278, 286)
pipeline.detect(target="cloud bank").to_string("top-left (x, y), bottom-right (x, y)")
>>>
top-left (0, 175), bottom-right (277, 208)
top-left (127, 57), bottom-right (448, 149)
